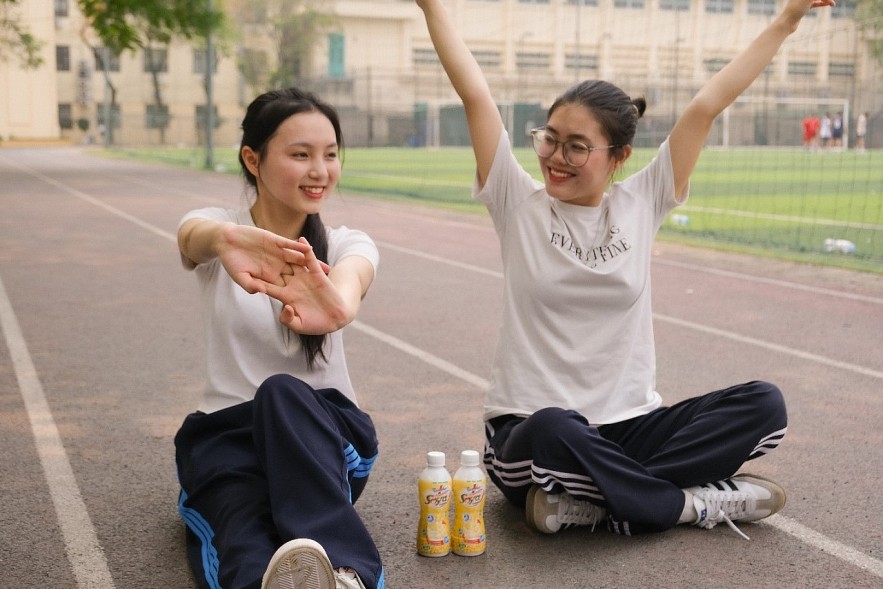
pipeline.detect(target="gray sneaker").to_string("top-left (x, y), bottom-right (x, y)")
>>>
top-left (262, 538), bottom-right (336, 589)
top-left (525, 486), bottom-right (606, 534)
top-left (686, 473), bottom-right (786, 540)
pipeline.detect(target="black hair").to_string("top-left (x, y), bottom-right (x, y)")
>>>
top-left (548, 80), bottom-right (646, 162)
top-left (239, 87), bottom-right (343, 369)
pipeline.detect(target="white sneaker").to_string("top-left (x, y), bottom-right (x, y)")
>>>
top-left (335, 568), bottom-right (367, 589)
top-left (525, 486), bottom-right (606, 534)
top-left (261, 538), bottom-right (336, 589)
top-left (686, 473), bottom-right (786, 541)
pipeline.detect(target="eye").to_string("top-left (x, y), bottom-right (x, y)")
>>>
top-left (567, 142), bottom-right (590, 154)
top-left (541, 133), bottom-right (557, 146)
top-left (291, 150), bottom-right (309, 159)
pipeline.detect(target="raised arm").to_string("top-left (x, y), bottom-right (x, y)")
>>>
top-left (417, 0), bottom-right (503, 187)
top-left (669, 0), bottom-right (834, 198)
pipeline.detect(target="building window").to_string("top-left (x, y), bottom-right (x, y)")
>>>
top-left (195, 105), bottom-right (220, 130)
top-left (472, 50), bottom-right (501, 69)
top-left (146, 104), bottom-right (170, 129)
top-left (413, 48), bottom-right (440, 66)
top-left (54, 0), bottom-right (68, 17)
top-left (831, 0), bottom-right (856, 18)
top-left (613, 0), bottom-right (644, 7)
top-left (143, 48), bottom-right (168, 73)
top-left (705, 0), bottom-right (734, 13)
top-left (659, 0), bottom-right (689, 10)
top-left (788, 61), bottom-right (816, 76)
top-left (96, 104), bottom-right (121, 129)
top-left (328, 33), bottom-right (345, 78)
top-left (565, 53), bottom-right (598, 71)
top-left (519, 0), bottom-right (550, 4)
top-left (193, 49), bottom-right (218, 75)
top-left (566, 0), bottom-right (599, 5)
top-left (516, 52), bottom-right (551, 69)
top-left (704, 58), bottom-right (729, 72)
top-left (94, 48), bottom-right (121, 72)
top-left (58, 104), bottom-right (73, 129)
top-left (747, 0), bottom-right (775, 15)
top-left (829, 62), bottom-right (855, 77)
top-left (56, 46), bottom-right (70, 71)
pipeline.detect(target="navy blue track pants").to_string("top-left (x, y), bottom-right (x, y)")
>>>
top-left (175, 374), bottom-right (384, 589)
top-left (484, 380), bottom-right (787, 534)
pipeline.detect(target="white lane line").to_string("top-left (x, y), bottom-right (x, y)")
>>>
top-left (765, 515), bottom-right (883, 579)
top-left (0, 274), bottom-right (116, 589)
top-left (654, 258), bottom-right (883, 306)
top-left (654, 314), bottom-right (883, 380)
top-left (352, 319), bottom-right (883, 581)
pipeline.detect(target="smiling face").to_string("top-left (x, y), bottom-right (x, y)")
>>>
top-left (539, 103), bottom-right (625, 208)
top-left (242, 110), bottom-right (340, 225)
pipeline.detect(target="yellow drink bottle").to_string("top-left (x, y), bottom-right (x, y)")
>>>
top-left (452, 450), bottom-right (487, 556)
top-left (417, 451), bottom-right (452, 557)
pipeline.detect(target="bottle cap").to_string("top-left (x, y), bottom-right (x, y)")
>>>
top-left (427, 451), bottom-right (445, 467)
top-left (460, 449), bottom-right (480, 467)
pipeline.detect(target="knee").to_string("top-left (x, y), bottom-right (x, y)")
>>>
top-left (255, 374), bottom-right (315, 410)
top-left (740, 380), bottom-right (787, 426)
top-left (525, 407), bottom-right (591, 448)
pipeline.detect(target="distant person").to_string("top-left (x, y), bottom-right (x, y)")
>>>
top-left (801, 113), bottom-right (819, 148)
top-left (856, 111), bottom-right (868, 152)
top-left (417, 0), bottom-right (833, 541)
top-left (831, 112), bottom-right (844, 148)
top-left (820, 112), bottom-right (832, 148)
top-left (174, 87), bottom-right (382, 589)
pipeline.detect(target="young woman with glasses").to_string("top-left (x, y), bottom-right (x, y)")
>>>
top-left (416, 0), bottom-right (833, 539)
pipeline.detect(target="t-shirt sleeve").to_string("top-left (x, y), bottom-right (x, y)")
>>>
top-left (473, 129), bottom-right (544, 232)
top-left (622, 137), bottom-right (687, 226)
top-left (327, 226), bottom-right (379, 272)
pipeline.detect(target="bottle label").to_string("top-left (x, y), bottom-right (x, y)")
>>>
top-left (452, 479), bottom-right (486, 556)
top-left (417, 479), bottom-right (451, 557)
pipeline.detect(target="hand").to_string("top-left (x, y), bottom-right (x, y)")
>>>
top-left (264, 238), bottom-right (351, 335)
top-left (215, 224), bottom-right (315, 295)
top-left (782, 0), bottom-right (835, 25)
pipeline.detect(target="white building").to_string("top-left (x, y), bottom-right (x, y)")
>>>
top-left (1, 0), bottom-right (877, 147)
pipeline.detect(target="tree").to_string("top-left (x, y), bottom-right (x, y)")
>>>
top-left (0, 0), bottom-right (43, 68)
top-left (228, 0), bottom-right (335, 95)
top-left (856, 0), bottom-right (883, 64)
top-left (77, 0), bottom-right (223, 144)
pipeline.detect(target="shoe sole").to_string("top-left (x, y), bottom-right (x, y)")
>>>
top-left (525, 486), bottom-right (557, 534)
top-left (262, 538), bottom-right (336, 589)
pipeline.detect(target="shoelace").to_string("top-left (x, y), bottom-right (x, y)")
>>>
top-left (696, 490), bottom-right (756, 541)
top-left (335, 568), bottom-right (363, 589)
top-left (557, 494), bottom-right (602, 531)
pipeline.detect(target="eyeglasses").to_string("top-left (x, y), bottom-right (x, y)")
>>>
top-left (529, 128), bottom-right (619, 167)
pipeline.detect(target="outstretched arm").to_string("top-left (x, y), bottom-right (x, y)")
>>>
top-left (417, 0), bottom-right (503, 187)
top-left (669, 0), bottom-right (835, 198)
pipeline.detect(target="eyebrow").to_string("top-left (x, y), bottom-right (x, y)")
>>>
top-left (285, 141), bottom-right (339, 150)
top-left (543, 125), bottom-right (591, 142)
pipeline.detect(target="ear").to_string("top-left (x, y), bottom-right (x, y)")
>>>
top-left (618, 144), bottom-right (633, 168)
top-left (241, 146), bottom-right (260, 178)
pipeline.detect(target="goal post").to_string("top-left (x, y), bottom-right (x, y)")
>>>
top-left (719, 96), bottom-right (851, 149)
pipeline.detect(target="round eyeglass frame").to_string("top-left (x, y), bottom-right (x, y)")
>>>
top-left (528, 127), bottom-right (620, 167)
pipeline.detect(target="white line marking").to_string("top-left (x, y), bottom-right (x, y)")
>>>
top-left (765, 515), bottom-right (883, 579)
top-left (0, 274), bottom-right (116, 589)
top-left (654, 314), bottom-right (883, 380)
top-left (654, 258), bottom-right (883, 306)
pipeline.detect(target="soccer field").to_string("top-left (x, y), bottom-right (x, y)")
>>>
top-left (113, 145), bottom-right (883, 273)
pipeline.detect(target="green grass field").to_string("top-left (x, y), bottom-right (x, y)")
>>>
top-left (111, 145), bottom-right (883, 273)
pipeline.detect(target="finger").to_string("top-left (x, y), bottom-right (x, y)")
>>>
top-left (298, 237), bottom-right (325, 274)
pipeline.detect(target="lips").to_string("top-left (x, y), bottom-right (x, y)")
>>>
top-left (546, 166), bottom-right (573, 182)
top-left (301, 186), bottom-right (325, 198)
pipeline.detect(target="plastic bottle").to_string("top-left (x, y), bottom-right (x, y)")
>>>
top-left (417, 451), bottom-right (452, 557)
top-left (451, 450), bottom-right (487, 556)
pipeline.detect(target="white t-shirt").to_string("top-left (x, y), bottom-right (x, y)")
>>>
top-left (475, 131), bottom-right (686, 425)
top-left (179, 207), bottom-right (379, 414)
